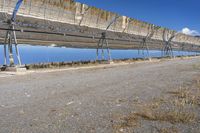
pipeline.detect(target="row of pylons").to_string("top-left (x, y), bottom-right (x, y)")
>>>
top-left (2, 18), bottom-right (199, 68)
top-left (1, 1), bottom-right (199, 68)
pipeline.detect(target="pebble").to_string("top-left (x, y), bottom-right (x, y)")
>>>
top-left (19, 109), bottom-right (25, 115)
top-left (25, 92), bottom-right (31, 98)
top-left (66, 101), bottom-right (74, 105)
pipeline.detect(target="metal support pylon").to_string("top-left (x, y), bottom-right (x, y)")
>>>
top-left (162, 40), bottom-right (174, 57)
top-left (4, 22), bottom-right (22, 66)
top-left (3, 0), bottom-right (23, 67)
top-left (138, 38), bottom-right (150, 58)
top-left (96, 14), bottom-right (120, 63)
top-left (138, 24), bottom-right (159, 59)
top-left (187, 44), bottom-right (192, 55)
top-left (162, 29), bottom-right (178, 57)
top-left (181, 43), bottom-right (185, 56)
top-left (96, 32), bottom-right (112, 62)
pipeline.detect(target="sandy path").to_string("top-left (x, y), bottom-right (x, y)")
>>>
top-left (0, 57), bottom-right (199, 133)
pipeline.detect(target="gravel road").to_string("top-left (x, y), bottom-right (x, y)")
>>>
top-left (0, 57), bottom-right (200, 133)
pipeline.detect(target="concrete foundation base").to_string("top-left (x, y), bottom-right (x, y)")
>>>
top-left (1, 66), bottom-right (27, 72)
top-left (109, 60), bottom-right (114, 64)
top-left (97, 60), bottom-right (114, 64)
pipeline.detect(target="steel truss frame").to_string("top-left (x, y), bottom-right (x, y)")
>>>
top-left (3, 0), bottom-right (23, 67)
top-left (162, 29), bottom-right (178, 57)
top-left (138, 24), bottom-right (158, 59)
top-left (4, 22), bottom-right (22, 66)
top-left (96, 15), bottom-right (120, 62)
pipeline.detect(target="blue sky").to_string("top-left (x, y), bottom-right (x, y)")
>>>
top-left (76, 0), bottom-right (199, 36)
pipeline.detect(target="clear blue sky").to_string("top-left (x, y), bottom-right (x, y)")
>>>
top-left (76, 0), bottom-right (199, 35)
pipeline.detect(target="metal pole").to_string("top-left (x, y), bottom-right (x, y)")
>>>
top-left (28, 0), bottom-right (32, 15)
top-left (2, 0), bottom-right (5, 11)
top-left (8, 32), bottom-right (14, 66)
top-left (96, 15), bottom-right (119, 62)
top-left (4, 44), bottom-right (7, 65)
top-left (101, 39), bottom-right (105, 60)
top-left (96, 39), bottom-right (101, 61)
top-left (4, 31), bottom-right (8, 65)
top-left (12, 25), bottom-right (22, 65)
top-left (105, 39), bottom-right (112, 61)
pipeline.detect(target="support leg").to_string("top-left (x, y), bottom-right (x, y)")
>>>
top-left (8, 33), bottom-right (14, 67)
top-left (138, 47), bottom-right (140, 55)
top-left (96, 38), bottom-right (101, 61)
top-left (162, 42), bottom-right (168, 57)
top-left (165, 47), bottom-right (168, 57)
top-left (4, 44), bottom-right (7, 66)
top-left (138, 40), bottom-right (142, 55)
top-left (15, 44), bottom-right (21, 65)
top-left (105, 39), bottom-right (112, 62)
top-left (163, 42), bottom-right (173, 57)
top-left (169, 45), bottom-right (173, 57)
top-left (166, 46), bottom-right (170, 57)
top-left (138, 41), bottom-right (143, 55)
top-left (145, 42), bottom-right (150, 59)
top-left (142, 41), bottom-right (145, 56)
top-left (13, 29), bottom-right (22, 65)
top-left (161, 44), bottom-right (165, 57)
top-left (101, 39), bottom-right (105, 60)
top-left (4, 31), bottom-right (9, 66)
top-left (182, 45), bottom-right (184, 56)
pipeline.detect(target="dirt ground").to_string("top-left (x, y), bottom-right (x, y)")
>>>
top-left (0, 57), bottom-right (200, 133)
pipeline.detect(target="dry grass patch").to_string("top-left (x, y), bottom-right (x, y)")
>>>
top-left (112, 97), bottom-right (196, 132)
top-left (154, 126), bottom-right (179, 133)
top-left (135, 107), bottom-right (196, 124)
top-left (112, 77), bottom-right (200, 132)
top-left (47, 106), bottom-right (70, 130)
top-left (112, 94), bottom-right (197, 132)
top-left (167, 87), bottom-right (191, 99)
top-left (192, 63), bottom-right (200, 70)
top-left (195, 79), bottom-right (200, 89)
top-left (167, 87), bottom-right (200, 106)
top-left (132, 96), bottom-right (196, 124)
top-left (112, 113), bottom-right (140, 133)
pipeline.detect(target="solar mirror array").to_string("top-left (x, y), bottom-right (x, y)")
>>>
top-left (0, 0), bottom-right (200, 66)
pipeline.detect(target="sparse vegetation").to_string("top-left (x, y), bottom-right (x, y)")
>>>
top-left (112, 76), bottom-right (200, 133)
top-left (168, 87), bottom-right (200, 106)
top-left (25, 58), bottom-right (145, 70)
top-left (193, 63), bottom-right (200, 70)
top-left (153, 127), bottom-right (179, 133)
top-left (135, 108), bottom-right (196, 124)
top-left (47, 106), bottom-right (69, 131)
top-left (24, 56), bottom-right (199, 70)
top-left (112, 114), bottom-right (140, 133)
